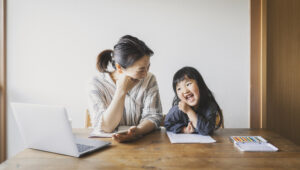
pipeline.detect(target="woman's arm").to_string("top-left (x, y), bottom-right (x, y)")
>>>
top-left (100, 89), bottom-right (126, 132)
top-left (101, 74), bottom-right (139, 132)
top-left (136, 119), bottom-right (156, 135)
top-left (139, 74), bottom-right (163, 128)
top-left (112, 74), bottom-right (162, 142)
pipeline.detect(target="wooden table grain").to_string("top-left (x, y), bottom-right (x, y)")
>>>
top-left (1, 128), bottom-right (300, 170)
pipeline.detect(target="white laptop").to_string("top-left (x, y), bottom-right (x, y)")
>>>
top-left (11, 103), bottom-right (111, 157)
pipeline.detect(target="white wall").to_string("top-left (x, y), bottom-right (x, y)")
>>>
top-left (7, 0), bottom-right (250, 158)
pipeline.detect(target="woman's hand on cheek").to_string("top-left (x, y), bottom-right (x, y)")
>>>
top-left (178, 101), bottom-right (193, 114)
top-left (116, 74), bottom-right (140, 94)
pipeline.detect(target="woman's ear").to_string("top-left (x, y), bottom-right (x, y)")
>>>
top-left (115, 63), bottom-right (123, 73)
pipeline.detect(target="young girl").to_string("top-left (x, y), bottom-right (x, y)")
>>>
top-left (164, 66), bottom-right (223, 135)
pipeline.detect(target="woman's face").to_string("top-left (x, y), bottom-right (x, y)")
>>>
top-left (121, 55), bottom-right (150, 80)
top-left (176, 76), bottom-right (200, 107)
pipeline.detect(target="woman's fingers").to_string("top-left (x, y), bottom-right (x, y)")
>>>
top-left (112, 134), bottom-right (121, 142)
top-left (127, 77), bottom-right (139, 90)
top-left (130, 77), bottom-right (139, 83)
top-left (112, 134), bottom-right (125, 142)
top-left (128, 126), bottom-right (137, 135)
top-left (117, 134), bottom-right (126, 141)
top-left (112, 132), bottom-right (135, 143)
top-left (117, 74), bottom-right (140, 93)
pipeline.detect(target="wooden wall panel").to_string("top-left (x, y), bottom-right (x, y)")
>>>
top-left (250, 0), bottom-right (262, 129)
top-left (266, 0), bottom-right (300, 145)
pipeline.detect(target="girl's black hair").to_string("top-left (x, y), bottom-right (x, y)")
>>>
top-left (172, 66), bottom-right (223, 129)
top-left (97, 35), bottom-right (154, 72)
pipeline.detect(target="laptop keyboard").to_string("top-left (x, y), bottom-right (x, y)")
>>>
top-left (76, 144), bottom-right (95, 153)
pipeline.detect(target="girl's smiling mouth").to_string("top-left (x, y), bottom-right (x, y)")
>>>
top-left (185, 93), bottom-right (195, 102)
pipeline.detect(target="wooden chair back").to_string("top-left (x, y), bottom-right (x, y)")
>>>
top-left (216, 111), bottom-right (224, 129)
top-left (85, 109), bottom-right (92, 128)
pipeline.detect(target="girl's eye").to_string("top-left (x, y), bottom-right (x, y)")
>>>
top-left (177, 88), bottom-right (181, 91)
top-left (187, 82), bottom-right (191, 86)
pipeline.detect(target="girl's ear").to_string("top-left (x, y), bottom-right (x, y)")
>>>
top-left (115, 63), bottom-right (123, 73)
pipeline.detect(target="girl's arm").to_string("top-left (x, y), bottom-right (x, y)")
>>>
top-left (179, 101), bottom-right (216, 135)
top-left (186, 107), bottom-right (217, 135)
top-left (164, 106), bottom-right (187, 133)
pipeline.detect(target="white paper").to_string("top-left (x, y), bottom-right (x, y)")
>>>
top-left (234, 142), bottom-right (278, 152)
top-left (167, 132), bottom-right (216, 143)
top-left (89, 126), bottom-right (130, 138)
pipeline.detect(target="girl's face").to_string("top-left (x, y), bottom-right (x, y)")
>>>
top-left (119, 55), bottom-right (150, 80)
top-left (176, 76), bottom-right (200, 107)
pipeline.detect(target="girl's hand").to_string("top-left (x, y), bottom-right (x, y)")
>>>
top-left (112, 126), bottom-right (140, 143)
top-left (179, 101), bottom-right (198, 128)
top-left (116, 74), bottom-right (140, 94)
top-left (182, 122), bottom-right (195, 134)
top-left (178, 101), bottom-right (193, 114)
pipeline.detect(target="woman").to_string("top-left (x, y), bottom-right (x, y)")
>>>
top-left (88, 35), bottom-right (163, 142)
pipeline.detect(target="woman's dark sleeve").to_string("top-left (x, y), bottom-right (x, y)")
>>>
top-left (195, 104), bottom-right (217, 135)
top-left (164, 106), bottom-right (187, 133)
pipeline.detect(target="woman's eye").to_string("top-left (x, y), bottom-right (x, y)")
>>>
top-left (187, 82), bottom-right (191, 86)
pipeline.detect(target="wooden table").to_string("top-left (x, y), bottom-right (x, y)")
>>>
top-left (1, 128), bottom-right (300, 169)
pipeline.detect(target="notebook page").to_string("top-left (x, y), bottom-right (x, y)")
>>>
top-left (167, 132), bottom-right (216, 143)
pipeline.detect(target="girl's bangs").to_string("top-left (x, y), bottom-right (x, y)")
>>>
top-left (173, 71), bottom-right (196, 87)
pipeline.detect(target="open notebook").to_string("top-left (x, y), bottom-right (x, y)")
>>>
top-left (230, 136), bottom-right (278, 152)
top-left (89, 126), bottom-right (130, 138)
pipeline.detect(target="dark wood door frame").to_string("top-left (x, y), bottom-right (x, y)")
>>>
top-left (250, 0), bottom-right (267, 129)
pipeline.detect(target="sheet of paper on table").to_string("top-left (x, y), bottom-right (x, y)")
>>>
top-left (167, 131), bottom-right (216, 143)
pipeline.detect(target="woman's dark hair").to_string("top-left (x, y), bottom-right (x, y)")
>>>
top-left (172, 66), bottom-right (223, 129)
top-left (97, 35), bottom-right (154, 72)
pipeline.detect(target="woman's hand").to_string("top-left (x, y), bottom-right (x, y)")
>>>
top-left (178, 101), bottom-right (193, 114)
top-left (112, 126), bottom-right (140, 143)
top-left (181, 122), bottom-right (195, 134)
top-left (116, 74), bottom-right (140, 94)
